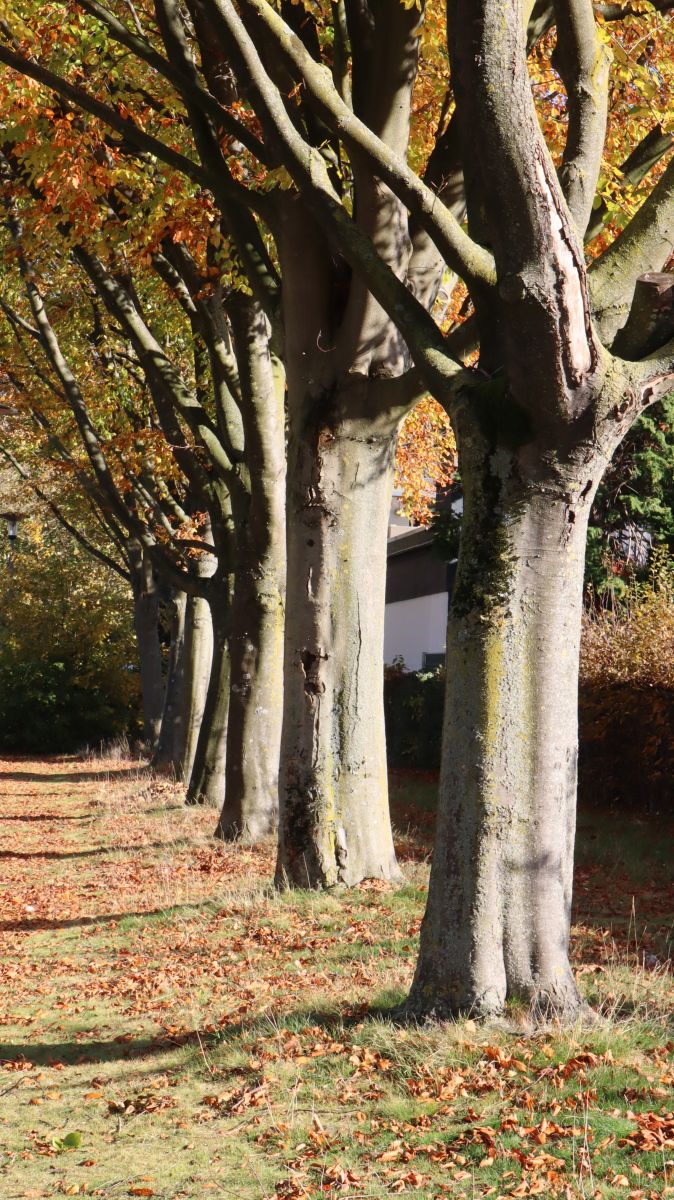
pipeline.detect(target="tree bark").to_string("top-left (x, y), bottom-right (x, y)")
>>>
top-left (276, 404), bottom-right (402, 888)
top-left (408, 418), bottom-right (605, 1019)
top-left (129, 544), bottom-right (164, 751)
top-left (186, 596), bottom-right (231, 807)
top-left (153, 587), bottom-right (188, 773)
top-left (179, 590), bottom-right (214, 784)
top-left (215, 551), bottom-right (285, 841)
top-left (214, 299), bottom-right (286, 843)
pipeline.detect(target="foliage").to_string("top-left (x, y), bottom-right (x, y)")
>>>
top-left (394, 397), bottom-right (457, 526)
top-left (579, 550), bottom-right (674, 810)
top-left (0, 516), bottom-right (140, 751)
top-left (384, 662), bottom-right (444, 770)
top-left (586, 397), bottom-right (674, 599)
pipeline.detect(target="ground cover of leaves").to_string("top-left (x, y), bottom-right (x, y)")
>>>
top-left (0, 756), bottom-right (672, 1200)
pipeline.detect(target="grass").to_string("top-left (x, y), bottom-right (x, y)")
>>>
top-left (0, 757), bottom-right (672, 1199)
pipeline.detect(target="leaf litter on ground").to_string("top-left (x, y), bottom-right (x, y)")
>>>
top-left (0, 755), bottom-right (672, 1199)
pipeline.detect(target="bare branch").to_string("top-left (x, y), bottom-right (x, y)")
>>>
top-left (553, 0), bottom-right (611, 236)
top-left (236, 0), bottom-right (496, 295)
top-left (197, 0), bottom-right (467, 397)
top-left (590, 156), bottom-right (674, 345)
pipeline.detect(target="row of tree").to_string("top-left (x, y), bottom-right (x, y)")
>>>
top-left (0, 0), bottom-right (672, 1021)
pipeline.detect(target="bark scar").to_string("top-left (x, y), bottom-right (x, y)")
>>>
top-left (300, 648), bottom-right (327, 696)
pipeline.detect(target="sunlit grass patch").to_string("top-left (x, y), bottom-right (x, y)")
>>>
top-left (0, 757), bottom-right (672, 1199)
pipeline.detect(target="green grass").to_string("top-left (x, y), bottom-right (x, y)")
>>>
top-left (0, 759), bottom-right (672, 1199)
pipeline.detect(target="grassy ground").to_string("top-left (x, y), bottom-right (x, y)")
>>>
top-left (0, 756), bottom-right (672, 1200)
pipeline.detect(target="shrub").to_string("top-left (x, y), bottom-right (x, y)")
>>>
top-left (385, 557), bottom-right (674, 811)
top-left (579, 553), bottom-right (674, 811)
top-left (0, 521), bottom-right (140, 752)
top-left (384, 662), bottom-right (444, 770)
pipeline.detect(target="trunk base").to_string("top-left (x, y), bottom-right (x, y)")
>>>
top-left (214, 811), bottom-right (276, 844)
top-left (407, 967), bottom-right (584, 1025)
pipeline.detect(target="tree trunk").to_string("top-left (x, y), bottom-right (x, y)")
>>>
top-left (408, 428), bottom-right (605, 1020)
top-left (153, 587), bottom-right (188, 773)
top-left (179, 591), bottom-right (214, 784)
top-left (215, 555), bottom-right (284, 841)
top-left (186, 597), bottom-right (230, 808)
top-left (214, 298), bottom-right (286, 843)
top-left (276, 408), bottom-right (401, 888)
top-left (129, 545), bottom-right (164, 751)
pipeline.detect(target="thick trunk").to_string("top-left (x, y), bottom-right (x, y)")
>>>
top-left (214, 299), bottom-right (287, 843)
top-left (276, 410), bottom-right (401, 888)
top-left (153, 588), bottom-right (188, 772)
top-left (179, 592), bottom-right (214, 784)
top-left (186, 598), bottom-right (230, 808)
top-left (215, 557), bottom-right (284, 841)
top-left (408, 432), bottom-right (605, 1020)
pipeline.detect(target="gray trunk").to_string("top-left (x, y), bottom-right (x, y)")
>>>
top-left (186, 595), bottom-right (230, 808)
top-left (214, 300), bottom-right (286, 843)
top-left (153, 588), bottom-right (188, 773)
top-left (129, 546), bottom-right (164, 751)
top-left (408, 432), bottom-right (605, 1020)
top-left (179, 591), bottom-right (214, 784)
top-left (214, 557), bottom-right (284, 841)
top-left (276, 410), bottom-right (401, 888)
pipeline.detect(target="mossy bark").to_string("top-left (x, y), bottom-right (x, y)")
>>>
top-left (213, 302), bottom-right (287, 842)
top-left (214, 559), bottom-right (284, 841)
top-left (276, 409), bottom-right (401, 889)
top-left (408, 422), bottom-right (606, 1019)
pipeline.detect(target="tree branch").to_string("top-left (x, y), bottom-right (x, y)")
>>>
top-left (199, 0), bottom-right (472, 396)
top-left (590, 155), bottom-right (674, 345)
top-left (0, 443), bottom-right (131, 581)
top-left (236, 0), bottom-right (496, 295)
top-left (553, 0), bottom-right (611, 236)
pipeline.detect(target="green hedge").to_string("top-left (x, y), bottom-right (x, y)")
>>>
top-left (384, 666), bottom-right (444, 770)
top-left (384, 664), bottom-right (673, 811)
top-left (0, 657), bottom-right (135, 753)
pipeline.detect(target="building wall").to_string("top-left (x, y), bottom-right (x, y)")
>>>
top-left (383, 591), bottom-right (448, 671)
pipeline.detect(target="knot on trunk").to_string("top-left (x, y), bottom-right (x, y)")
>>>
top-left (300, 648), bottom-right (327, 696)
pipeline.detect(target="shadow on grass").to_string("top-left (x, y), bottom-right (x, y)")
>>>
top-left (0, 768), bottom-right (151, 784)
top-left (0, 839), bottom-right (188, 862)
top-left (0, 998), bottom-right (408, 1068)
top-left (0, 811), bottom-right (92, 821)
top-left (0, 1035), bottom-right (181, 1067)
top-left (0, 899), bottom-right (219, 934)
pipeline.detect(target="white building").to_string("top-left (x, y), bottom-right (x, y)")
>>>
top-left (384, 496), bottom-right (458, 670)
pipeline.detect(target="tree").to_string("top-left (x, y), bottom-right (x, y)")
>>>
top-left (134, 0), bottom-right (674, 1016)
top-left (1, 3), bottom-right (673, 942)
top-left (0, 126), bottom-right (286, 832)
top-left (0, 0), bottom-right (434, 886)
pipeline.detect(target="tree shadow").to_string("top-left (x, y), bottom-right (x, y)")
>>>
top-left (0, 900), bottom-right (216, 934)
top-left (0, 1035), bottom-right (182, 1067)
top-left (0, 768), bottom-right (150, 784)
top-left (0, 1000), bottom-right (404, 1068)
top-left (0, 812), bottom-right (91, 821)
top-left (0, 839), bottom-right (188, 861)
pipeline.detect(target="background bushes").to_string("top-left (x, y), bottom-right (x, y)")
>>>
top-left (385, 561), bottom-right (674, 811)
top-left (0, 521), bottom-right (140, 752)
